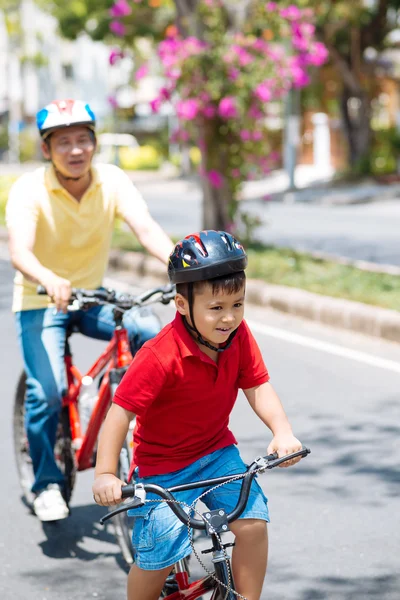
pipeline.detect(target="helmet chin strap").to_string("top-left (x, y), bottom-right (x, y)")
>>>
top-left (184, 283), bottom-right (237, 353)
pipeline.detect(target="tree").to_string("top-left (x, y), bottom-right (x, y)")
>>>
top-left (298, 0), bottom-right (400, 171)
top-left (39, 0), bottom-right (326, 234)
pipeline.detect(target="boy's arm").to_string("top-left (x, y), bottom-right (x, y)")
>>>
top-left (93, 403), bottom-right (135, 505)
top-left (243, 381), bottom-right (303, 467)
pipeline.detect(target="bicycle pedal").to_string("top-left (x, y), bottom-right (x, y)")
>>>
top-left (201, 542), bottom-right (235, 555)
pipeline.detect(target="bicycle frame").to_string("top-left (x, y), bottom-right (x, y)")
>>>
top-left (162, 573), bottom-right (219, 600)
top-left (63, 324), bottom-right (133, 471)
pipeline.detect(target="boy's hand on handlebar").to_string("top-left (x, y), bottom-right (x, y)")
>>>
top-left (267, 433), bottom-right (303, 468)
top-left (92, 474), bottom-right (126, 506)
top-left (39, 273), bottom-right (72, 313)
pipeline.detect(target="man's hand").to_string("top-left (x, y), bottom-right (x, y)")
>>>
top-left (267, 433), bottom-right (303, 468)
top-left (40, 273), bottom-right (72, 313)
top-left (92, 473), bottom-right (126, 506)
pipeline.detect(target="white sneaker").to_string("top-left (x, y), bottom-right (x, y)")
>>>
top-left (33, 484), bottom-right (70, 522)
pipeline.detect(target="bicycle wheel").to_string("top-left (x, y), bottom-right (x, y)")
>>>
top-left (110, 439), bottom-right (135, 567)
top-left (13, 371), bottom-right (76, 508)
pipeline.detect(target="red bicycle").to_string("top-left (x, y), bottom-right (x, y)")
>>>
top-left (13, 283), bottom-right (175, 563)
top-left (103, 447), bottom-right (310, 600)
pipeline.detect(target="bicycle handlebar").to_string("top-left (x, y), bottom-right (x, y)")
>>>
top-left (37, 284), bottom-right (176, 311)
top-left (100, 447), bottom-right (310, 530)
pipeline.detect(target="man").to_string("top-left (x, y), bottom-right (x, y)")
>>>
top-left (6, 99), bottom-right (174, 522)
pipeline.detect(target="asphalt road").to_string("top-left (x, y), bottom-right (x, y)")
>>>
top-left (131, 177), bottom-right (400, 267)
top-left (1, 256), bottom-right (400, 599)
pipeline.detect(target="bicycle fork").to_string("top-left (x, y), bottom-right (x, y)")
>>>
top-left (211, 540), bottom-right (237, 600)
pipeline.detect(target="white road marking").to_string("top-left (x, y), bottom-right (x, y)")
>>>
top-left (247, 320), bottom-right (400, 374)
top-left (104, 276), bottom-right (400, 375)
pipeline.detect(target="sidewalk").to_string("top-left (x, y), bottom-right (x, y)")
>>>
top-left (2, 161), bottom-right (400, 207)
top-left (241, 164), bottom-right (400, 205)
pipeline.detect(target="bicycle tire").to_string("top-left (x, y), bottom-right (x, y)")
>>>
top-left (110, 439), bottom-right (135, 568)
top-left (13, 370), bottom-right (76, 507)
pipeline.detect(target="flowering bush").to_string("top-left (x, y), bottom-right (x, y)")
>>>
top-left (150, 2), bottom-right (327, 187)
top-left (108, 0), bottom-right (328, 231)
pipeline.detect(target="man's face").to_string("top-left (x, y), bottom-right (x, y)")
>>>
top-left (42, 125), bottom-right (96, 179)
top-left (177, 282), bottom-right (246, 348)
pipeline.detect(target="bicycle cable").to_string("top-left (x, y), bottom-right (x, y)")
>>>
top-left (142, 470), bottom-right (250, 600)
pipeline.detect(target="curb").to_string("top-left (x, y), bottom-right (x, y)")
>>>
top-left (108, 248), bottom-right (400, 344)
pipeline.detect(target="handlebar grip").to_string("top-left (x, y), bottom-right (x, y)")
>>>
top-left (265, 452), bottom-right (278, 461)
top-left (37, 285), bottom-right (47, 295)
top-left (121, 484), bottom-right (136, 498)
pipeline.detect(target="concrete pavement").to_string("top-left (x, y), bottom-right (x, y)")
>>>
top-left (2, 254), bottom-right (400, 600)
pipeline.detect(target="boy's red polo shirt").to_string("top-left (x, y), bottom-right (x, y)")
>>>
top-left (113, 313), bottom-right (270, 477)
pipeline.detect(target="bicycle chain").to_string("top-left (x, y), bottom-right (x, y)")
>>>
top-left (145, 471), bottom-right (249, 600)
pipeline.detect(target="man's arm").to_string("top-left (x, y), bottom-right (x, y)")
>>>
top-left (244, 381), bottom-right (303, 467)
top-left (123, 206), bottom-right (174, 265)
top-left (7, 221), bottom-right (71, 312)
top-left (93, 403), bottom-right (135, 506)
top-left (113, 170), bottom-right (174, 264)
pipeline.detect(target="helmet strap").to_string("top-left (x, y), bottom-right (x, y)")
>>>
top-left (184, 283), bottom-right (237, 353)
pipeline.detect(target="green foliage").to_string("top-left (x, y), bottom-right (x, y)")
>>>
top-left (37, 0), bottom-right (173, 42)
top-left (369, 128), bottom-right (399, 175)
top-left (110, 228), bottom-right (400, 311)
top-left (118, 145), bottom-right (162, 170)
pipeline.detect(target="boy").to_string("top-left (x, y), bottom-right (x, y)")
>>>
top-left (93, 230), bottom-right (303, 600)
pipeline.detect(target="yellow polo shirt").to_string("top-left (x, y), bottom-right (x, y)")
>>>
top-left (6, 163), bottom-right (148, 312)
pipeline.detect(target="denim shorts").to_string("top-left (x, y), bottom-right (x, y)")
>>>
top-left (127, 445), bottom-right (270, 570)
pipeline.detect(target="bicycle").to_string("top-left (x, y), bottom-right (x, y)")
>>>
top-left (102, 446), bottom-right (311, 600)
top-left (13, 283), bottom-right (175, 563)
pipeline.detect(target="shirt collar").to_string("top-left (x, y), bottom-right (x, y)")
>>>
top-left (45, 164), bottom-right (101, 192)
top-left (172, 312), bottom-right (237, 363)
top-left (172, 312), bottom-right (202, 359)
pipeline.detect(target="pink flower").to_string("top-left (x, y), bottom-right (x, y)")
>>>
top-left (135, 64), bottom-right (149, 80)
top-left (252, 130), bottom-right (263, 141)
top-left (207, 170), bottom-right (224, 189)
top-left (150, 97), bottom-right (161, 113)
top-left (107, 95), bottom-right (118, 108)
top-left (218, 96), bottom-right (238, 119)
top-left (231, 45), bottom-right (252, 67)
top-left (228, 68), bottom-right (240, 81)
top-left (170, 128), bottom-right (189, 143)
top-left (255, 82), bottom-right (272, 103)
top-left (110, 20), bottom-right (126, 36)
top-left (248, 105), bottom-right (264, 119)
top-left (176, 99), bottom-right (200, 121)
top-left (280, 5), bottom-right (302, 20)
top-left (109, 48), bottom-right (124, 65)
top-left (240, 130), bottom-right (251, 141)
top-left (307, 42), bottom-right (329, 66)
top-left (266, 2), bottom-right (277, 10)
top-left (159, 87), bottom-right (171, 100)
top-left (290, 65), bottom-right (311, 88)
top-left (110, 0), bottom-right (132, 18)
top-left (231, 169), bottom-right (241, 178)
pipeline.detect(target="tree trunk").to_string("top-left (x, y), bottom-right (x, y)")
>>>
top-left (200, 118), bottom-right (234, 231)
top-left (341, 87), bottom-right (371, 169)
top-left (201, 178), bottom-right (232, 231)
top-left (173, 0), bottom-right (238, 231)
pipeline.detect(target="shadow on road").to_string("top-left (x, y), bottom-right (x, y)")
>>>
top-left (39, 503), bottom-right (120, 562)
top-left (298, 573), bottom-right (399, 600)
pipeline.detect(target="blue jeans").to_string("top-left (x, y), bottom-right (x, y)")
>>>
top-left (15, 304), bottom-right (161, 494)
top-left (128, 445), bottom-right (270, 570)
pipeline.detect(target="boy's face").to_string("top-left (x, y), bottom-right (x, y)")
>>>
top-left (176, 283), bottom-right (245, 348)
